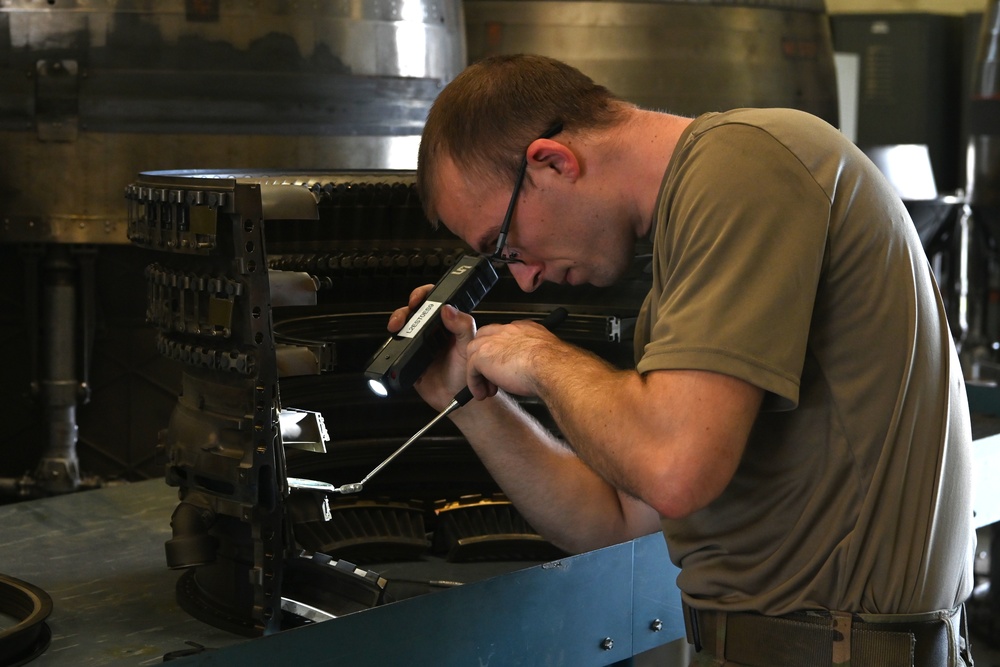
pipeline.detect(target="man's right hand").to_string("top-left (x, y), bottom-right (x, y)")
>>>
top-left (387, 284), bottom-right (479, 412)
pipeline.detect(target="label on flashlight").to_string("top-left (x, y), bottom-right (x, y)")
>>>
top-left (363, 255), bottom-right (498, 395)
top-left (399, 300), bottom-right (443, 338)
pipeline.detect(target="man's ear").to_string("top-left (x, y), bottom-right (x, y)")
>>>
top-left (526, 139), bottom-right (580, 183)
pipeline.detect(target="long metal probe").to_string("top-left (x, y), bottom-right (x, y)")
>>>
top-left (286, 397), bottom-right (470, 496)
top-left (292, 308), bottom-right (568, 496)
top-left (332, 386), bottom-right (475, 494)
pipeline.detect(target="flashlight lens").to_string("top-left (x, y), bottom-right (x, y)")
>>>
top-left (368, 379), bottom-right (389, 397)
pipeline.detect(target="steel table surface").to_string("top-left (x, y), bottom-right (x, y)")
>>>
top-left (0, 479), bottom-right (686, 666)
top-left (5, 427), bottom-right (999, 667)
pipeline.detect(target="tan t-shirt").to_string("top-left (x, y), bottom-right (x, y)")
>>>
top-left (634, 108), bottom-right (974, 615)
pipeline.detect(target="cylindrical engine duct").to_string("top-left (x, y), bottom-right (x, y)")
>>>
top-left (968, 0), bottom-right (1000, 240)
top-left (0, 0), bottom-right (466, 245)
top-left (0, 0), bottom-right (466, 497)
top-left (464, 0), bottom-right (838, 125)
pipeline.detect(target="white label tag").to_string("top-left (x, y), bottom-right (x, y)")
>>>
top-left (399, 300), bottom-right (443, 339)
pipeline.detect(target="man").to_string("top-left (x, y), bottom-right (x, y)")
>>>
top-left (390, 54), bottom-right (975, 665)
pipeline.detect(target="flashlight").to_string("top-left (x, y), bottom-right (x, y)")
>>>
top-left (364, 255), bottom-right (498, 396)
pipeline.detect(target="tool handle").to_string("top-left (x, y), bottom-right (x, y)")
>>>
top-left (449, 307), bottom-right (569, 408)
top-left (453, 386), bottom-right (474, 407)
top-left (539, 306), bottom-right (568, 331)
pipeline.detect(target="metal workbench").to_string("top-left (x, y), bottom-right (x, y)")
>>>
top-left (3, 431), bottom-right (999, 666)
top-left (0, 480), bottom-right (687, 666)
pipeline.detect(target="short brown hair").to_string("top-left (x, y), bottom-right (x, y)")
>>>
top-left (416, 54), bottom-right (629, 223)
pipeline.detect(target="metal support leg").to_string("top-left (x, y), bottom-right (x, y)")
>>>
top-left (34, 245), bottom-right (81, 494)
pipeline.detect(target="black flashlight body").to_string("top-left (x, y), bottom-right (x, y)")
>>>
top-left (364, 255), bottom-right (498, 395)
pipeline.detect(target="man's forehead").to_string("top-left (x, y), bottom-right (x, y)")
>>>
top-left (433, 157), bottom-right (503, 250)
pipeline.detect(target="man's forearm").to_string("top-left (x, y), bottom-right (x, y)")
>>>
top-left (529, 344), bottom-right (762, 519)
top-left (449, 389), bottom-right (660, 553)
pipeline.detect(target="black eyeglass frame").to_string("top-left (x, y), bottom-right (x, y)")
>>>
top-left (484, 122), bottom-right (564, 265)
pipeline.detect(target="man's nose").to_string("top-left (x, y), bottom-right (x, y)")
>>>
top-left (509, 261), bottom-right (542, 293)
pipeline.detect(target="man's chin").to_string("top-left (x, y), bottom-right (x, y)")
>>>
top-left (556, 261), bottom-right (627, 288)
top-left (584, 268), bottom-right (628, 288)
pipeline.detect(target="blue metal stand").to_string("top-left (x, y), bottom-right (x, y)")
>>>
top-left (173, 533), bottom-right (684, 667)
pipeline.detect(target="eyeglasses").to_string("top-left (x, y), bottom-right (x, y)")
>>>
top-left (484, 122), bottom-right (564, 265)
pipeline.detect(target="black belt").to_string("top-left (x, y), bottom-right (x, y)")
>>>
top-left (683, 603), bottom-right (962, 667)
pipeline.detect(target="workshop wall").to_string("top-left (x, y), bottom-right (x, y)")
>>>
top-left (1, 0), bottom-right (987, 495)
top-left (828, 0), bottom-right (984, 14)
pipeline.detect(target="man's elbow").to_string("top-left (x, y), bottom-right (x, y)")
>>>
top-left (647, 495), bottom-right (699, 521)
top-left (639, 470), bottom-right (725, 521)
top-left (636, 437), bottom-right (742, 520)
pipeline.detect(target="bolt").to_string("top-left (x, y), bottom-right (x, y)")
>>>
top-left (650, 619), bottom-right (663, 632)
top-left (600, 638), bottom-right (614, 651)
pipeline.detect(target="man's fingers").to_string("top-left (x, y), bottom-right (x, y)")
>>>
top-left (408, 284), bottom-right (434, 309)
top-left (387, 284), bottom-right (435, 332)
top-left (387, 307), bottom-right (409, 332)
top-left (441, 304), bottom-right (477, 341)
top-left (467, 365), bottom-right (497, 401)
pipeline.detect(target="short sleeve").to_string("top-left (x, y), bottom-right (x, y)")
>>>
top-left (636, 122), bottom-right (832, 411)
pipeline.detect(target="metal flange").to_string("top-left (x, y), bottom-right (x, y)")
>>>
top-left (0, 574), bottom-right (53, 666)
